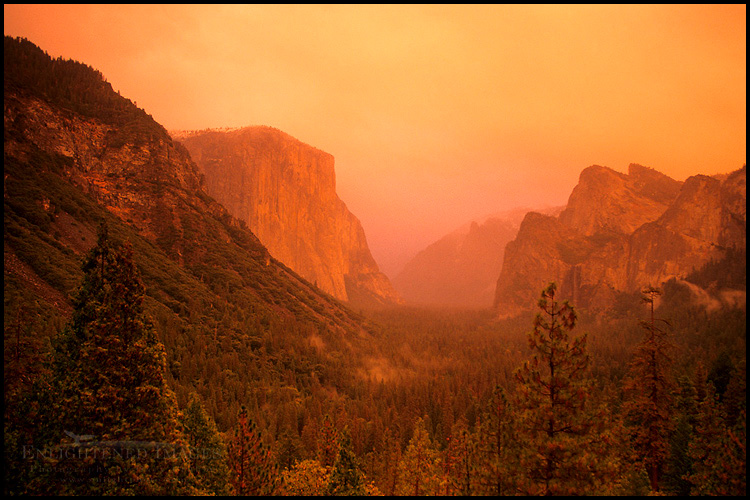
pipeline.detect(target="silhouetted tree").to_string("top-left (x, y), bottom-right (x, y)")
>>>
top-left (623, 286), bottom-right (674, 492)
top-left (514, 282), bottom-right (613, 495)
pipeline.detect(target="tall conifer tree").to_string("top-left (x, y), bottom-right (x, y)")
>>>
top-left (443, 416), bottom-right (474, 496)
top-left (180, 392), bottom-right (230, 495)
top-left (395, 417), bottom-right (442, 495)
top-left (687, 364), bottom-right (746, 495)
top-left (44, 224), bottom-right (197, 495)
top-left (623, 286), bottom-right (674, 492)
top-left (473, 386), bottom-right (519, 495)
top-left (318, 413), bottom-right (340, 468)
top-left (371, 426), bottom-right (402, 495)
top-left (327, 429), bottom-right (367, 496)
top-left (514, 282), bottom-right (612, 495)
top-left (227, 405), bottom-right (277, 495)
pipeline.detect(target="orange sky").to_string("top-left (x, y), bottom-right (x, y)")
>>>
top-left (5, 4), bottom-right (746, 277)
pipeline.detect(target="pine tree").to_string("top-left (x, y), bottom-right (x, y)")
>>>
top-left (395, 417), bottom-right (442, 495)
top-left (443, 416), bottom-right (474, 496)
top-left (328, 429), bottom-right (366, 496)
top-left (371, 426), bottom-right (402, 496)
top-left (687, 365), bottom-right (746, 495)
top-left (318, 413), bottom-right (340, 468)
top-left (226, 405), bottom-right (277, 495)
top-left (662, 375), bottom-right (699, 495)
top-left (3, 306), bottom-right (52, 496)
top-left (41, 224), bottom-right (197, 495)
top-left (180, 392), bottom-right (230, 495)
top-left (473, 386), bottom-right (519, 495)
top-left (623, 286), bottom-right (674, 492)
top-left (514, 282), bottom-right (608, 495)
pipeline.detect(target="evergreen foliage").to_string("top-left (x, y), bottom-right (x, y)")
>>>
top-left (687, 363), bottom-right (746, 495)
top-left (328, 429), bottom-right (367, 496)
top-left (180, 393), bottom-right (230, 495)
top-left (38, 225), bottom-right (198, 494)
top-left (514, 282), bottom-right (619, 495)
top-left (623, 286), bottom-right (674, 492)
top-left (318, 414), bottom-right (341, 468)
top-left (4, 36), bottom-right (168, 146)
top-left (442, 417), bottom-right (474, 495)
top-left (472, 386), bottom-right (519, 494)
top-left (514, 283), bottom-right (587, 494)
top-left (226, 405), bottom-right (277, 495)
top-left (395, 417), bottom-right (442, 495)
top-left (685, 246), bottom-right (746, 290)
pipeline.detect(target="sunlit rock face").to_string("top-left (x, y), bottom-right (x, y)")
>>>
top-left (494, 164), bottom-right (746, 317)
top-left (558, 163), bottom-right (682, 236)
top-left (174, 127), bottom-right (401, 306)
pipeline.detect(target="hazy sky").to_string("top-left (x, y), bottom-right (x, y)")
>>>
top-left (5, 4), bottom-right (746, 277)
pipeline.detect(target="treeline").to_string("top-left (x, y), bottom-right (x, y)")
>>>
top-left (4, 36), bottom-right (168, 147)
top-left (685, 246), bottom-right (746, 291)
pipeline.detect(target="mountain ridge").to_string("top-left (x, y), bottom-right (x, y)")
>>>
top-left (494, 162), bottom-right (746, 317)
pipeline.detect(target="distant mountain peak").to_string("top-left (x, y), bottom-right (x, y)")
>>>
top-left (559, 163), bottom-right (682, 236)
top-left (393, 205), bottom-right (562, 308)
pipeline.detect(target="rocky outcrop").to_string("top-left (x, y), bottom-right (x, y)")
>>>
top-left (4, 88), bottom-right (266, 263)
top-left (627, 168), bottom-right (746, 290)
top-left (173, 127), bottom-right (400, 306)
top-left (718, 166), bottom-right (747, 249)
top-left (394, 207), bottom-right (561, 308)
top-left (558, 163), bottom-right (682, 236)
top-left (493, 212), bottom-right (577, 317)
top-left (494, 164), bottom-right (746, 317)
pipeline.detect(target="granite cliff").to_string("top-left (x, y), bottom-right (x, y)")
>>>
top-left (494, 163), bottom-right (746, 317)
top-left (173, 127), bottom-right (400, 307)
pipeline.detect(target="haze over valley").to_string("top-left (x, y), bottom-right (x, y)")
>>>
top-left (5, 4), bottom-right (746, 278)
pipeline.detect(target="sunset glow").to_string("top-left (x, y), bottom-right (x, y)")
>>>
top-left (4, 4), bottom-right (746, 276)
